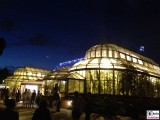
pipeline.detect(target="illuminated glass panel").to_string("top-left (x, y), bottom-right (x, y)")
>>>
top-left (99, 70), bottom-right (113, 94)
top-left (108, 49), bottom-right (112, 57)
top-left (114, 70), bottom-right (122, 95)
top-left (132, 57), bottom-right (137, 63)
top-left (27, 72), bottom-right (32, 76)
top-left (120, 53), bottom-right (125, 59)
top-left (144, 62), bottom-right (148, 67)
top-left (101, 58), bottom-right (111, 65)
top-left (154, 65), bottom-right (159, 69)
top-left (102, 45), bottom-right (106, 50)
top-left (68, 80), bottom-right (84, 93)
top-left (87, 59), bottom-right (99, 68)
top-left (138, 59), bottom-right (143, 65)
top-left (114, 51), bottom-right (118, 58)
top-left (78, 70), bottom-right (86, 78)
top-left (102, 50), bottom-right (107, 57)
top-left (100, 58), bottom-right (113, 68)
top-left (32, 72), bottom-right (36, 76)
top-left (91, 51), bottom-right (95, 57)
top-left (87, 64), bottom-right (99, 68)
top-left (86, 52), bottom-right (90, 58)
top-left (76, 65), bottom-right (86, 69)
top-left (59, 81), bottom-right (66, 92)
top-left (126, 55), bottom-right (131, 61)
top-left (37, 73), bottom-right (42, 77)
top-left (90, 59), bottom-right (99, 64)
top-left (96, 50), bottom-right (101, 57)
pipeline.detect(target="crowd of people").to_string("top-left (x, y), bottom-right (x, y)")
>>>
top-left (0, 87), bottom-right (22, 103)
top-left (22, 88), bottom-right (42, 108)
top-left (0, 87), bottom-right (96, 120)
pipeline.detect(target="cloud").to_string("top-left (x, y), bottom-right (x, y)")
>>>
top-left (8, 33), bottom-right (54, 47)
top-left (26, 33), bottom-right (52, 46)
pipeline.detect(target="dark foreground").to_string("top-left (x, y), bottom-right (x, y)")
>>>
top-left (0, 101), bottom-right (72, 120)
top-left (0, 100), bottom-right (148, 120)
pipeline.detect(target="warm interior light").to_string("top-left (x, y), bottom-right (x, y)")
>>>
top-left (101, 58), bottom-right (111, 66)
top-left (90, 59), bottom-right (99, 64)
top-left (67, 100), bottom-right (72, 106)
top-left (27, 72), bottom-right (32, 76)
top-left (25, 85), bottom-right (38, 93)
top-left (37, 73), bottom-right (41, 77)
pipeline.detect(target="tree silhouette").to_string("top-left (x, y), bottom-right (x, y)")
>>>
top-left (0, 67), bottom-right (10, 84)
top-left (136, 74), bottom-right (154, 97)
top-left (119, 64), bottom-right (137, 96)
top-left (0, 37), bottom-right (6, 55)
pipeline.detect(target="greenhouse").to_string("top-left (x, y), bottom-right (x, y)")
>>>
top-left (43, 67), bottom-right (85, 96)
top-left (4, 43), bottom-right (160, 98)
top-left (4, 66), bottom-right (51, 94)
top-left (69, 43), bottom-right (160, 98)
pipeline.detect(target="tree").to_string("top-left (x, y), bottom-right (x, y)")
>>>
top-left (119, 64), bottom-right (137, 96)
top-left (136, 74), bottom-right (154, 97)
top-left (0, 37), bottom-right (6, 55)
top-left (0, 67), bottom-right (10, 84)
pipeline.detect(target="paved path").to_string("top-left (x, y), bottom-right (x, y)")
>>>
top-left (0, 100), bottom-right (72, 120)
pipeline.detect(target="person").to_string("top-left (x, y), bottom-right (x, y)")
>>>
top-left (22, 89), bottom-right (27, 108)
top-left (72, 91), bottom-right (82, 120)
top-left (35, 91), bottom-right (42, 107)
top-left (15, 90), bottom-right (21, 103)
top-left (4, 88), bottom-right (9, 101)
top-left (52, 91), bottom-right (61, 112)
top-left (53, 83), bottom-right (59, 93)
top-left (30, 90), bottom-right (36, 108)
top-left (84, 92), bottom-right (94, 120)
top-left (2, 99), bottom-right (19, 120)
top-left (32, 98), bottom-right (51, 120)
top-left (26, 89), bottom-right (31, 108)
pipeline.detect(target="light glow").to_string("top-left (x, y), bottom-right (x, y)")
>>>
top-left (67, 100), bottom-right (72, 106)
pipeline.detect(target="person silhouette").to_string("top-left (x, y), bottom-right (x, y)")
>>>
top-left (32, 98), bottom-right (51, 120)
top-left (72, 91), bottom-right (82, 120)
top-left (52, 91), bottom-right (61, 112)
top-left (30, 90), bottom-right (36, 108)
top-left (35, 91), bottom-right (42, 107)
top-left (84, 92), bottom-right (94, 120)
top-left (3, 99), bottom-right (19, 120)
top-left (15, 90), bottom-right (21, 103)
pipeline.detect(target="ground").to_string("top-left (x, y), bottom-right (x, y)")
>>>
top-left (0, 101), bottom-right (72, 120)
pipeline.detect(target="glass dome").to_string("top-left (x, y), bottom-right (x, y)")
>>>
top-left (5, 66), bottom-right (50, 82)
top-left (71, 43), bottom-right (160, 77)
top-left (69, 43), bottom-right (160, 96)
top-left (85, 44), bottom-right (157, 65)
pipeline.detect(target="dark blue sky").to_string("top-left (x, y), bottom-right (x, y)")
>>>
top-left (0, 0), bottom-right (160, 70)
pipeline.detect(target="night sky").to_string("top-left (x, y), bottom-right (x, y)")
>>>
top-left (0, 0), bottom-right (160, 70)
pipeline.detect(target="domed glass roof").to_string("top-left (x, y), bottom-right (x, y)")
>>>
top-left (85, 44), bottom-right (157, 65)
top-left (70, 43), bottom-right (160, 77)
top-left (5, 66), bottom-right (50, 82)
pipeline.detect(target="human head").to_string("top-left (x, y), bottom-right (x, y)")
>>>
top-left (5, 99), bottom-right (16, 109)
top-left (74, 91), bottom-right (79, 97)
top-left (39, 98), bottom-right (48, 108)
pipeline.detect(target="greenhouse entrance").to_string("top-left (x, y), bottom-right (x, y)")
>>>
top-left (21, 81), bottom-right (43, 94)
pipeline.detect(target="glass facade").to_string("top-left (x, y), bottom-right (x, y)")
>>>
top-left (4, 44), bottom-right (160, 98)
top-left (4, 67), bottom-right (50, 93)
top-left (70, 44), bottom-right (160, 98)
